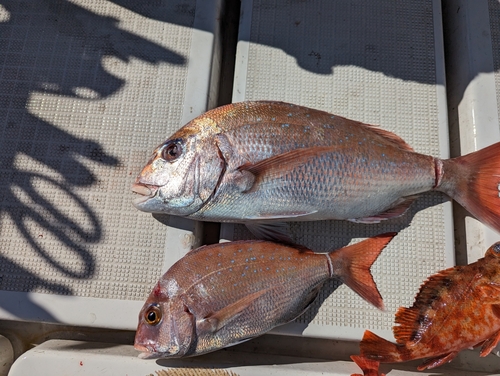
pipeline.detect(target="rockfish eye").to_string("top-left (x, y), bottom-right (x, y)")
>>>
top-left (144, 304), bottom-right (162, 326)
top-left (493, 243), bottom-right (500, 253)
top-left (161, 140), bottom-right (183, 162)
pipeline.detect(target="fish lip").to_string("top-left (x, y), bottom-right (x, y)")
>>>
top-left (132, 183), bottom-right (159, 205)
top-left (133, 343), bottom-right (150, 353)
top-left (134, 343), bottom-right (165, 359)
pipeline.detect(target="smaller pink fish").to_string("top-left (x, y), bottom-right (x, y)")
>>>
top-left (134, 233), bottom-right (395, 358)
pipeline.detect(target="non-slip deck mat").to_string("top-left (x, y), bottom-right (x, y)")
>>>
top-left (229, 0), bottom-right (451, 340)
top-left (490, 0), bottom-right (500, 133)
top-left (0, 0), bottom-right (218, 328)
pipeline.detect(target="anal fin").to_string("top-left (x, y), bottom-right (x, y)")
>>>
top-left (480, 329), bottom-right (500, 357)
top-left (349, 196), bottom-right (417, 224)
top-left (417, 352), bottom-right (457, 371)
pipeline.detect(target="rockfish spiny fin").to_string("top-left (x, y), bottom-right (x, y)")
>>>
top-left (331, 232), bottom-right (396, 310)
top-left (394, 267), bottom-right (460, 345)
top-left (197, 288), bottom-right (271, 333)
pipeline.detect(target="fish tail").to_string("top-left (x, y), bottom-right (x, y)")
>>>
top-left (436, 142), bottom-right (500, 233)
top-left (359, 330), bottom-right (406, 363)
top-left (329, 233), bottom-right (396, 310)
top-left (350, 354), bottom-right (384, 376)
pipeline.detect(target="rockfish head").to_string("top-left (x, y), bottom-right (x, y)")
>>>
top-left (134, 279), bottom-right (195, 358)
top-left (132, 116), bottom-right (224, 216)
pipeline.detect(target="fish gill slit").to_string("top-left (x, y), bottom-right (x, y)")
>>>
top-left (433, 158), bottom-right (444, 189)
top-left (192, 141), bottom-right (228, 215)
top-left (324, 253), bottom-right (334, 279)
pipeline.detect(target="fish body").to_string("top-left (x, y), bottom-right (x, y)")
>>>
top-left (354, 241), bottom-right (500, 374)
top-left (134, 233), bottom-right (395, 358)
top-left (132, 101), bottom-right (500, 234)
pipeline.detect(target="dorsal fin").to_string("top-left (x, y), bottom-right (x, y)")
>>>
top-left (393, 267), bottom-right (460, 344)
top-left (362, 123), bottom-right (414, 152)
top-left (393, 306), bottom-right (421, 344)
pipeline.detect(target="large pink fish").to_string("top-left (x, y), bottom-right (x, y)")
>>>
top-left (134, 233), bottom-right (395, 358)
top-left (132, 101), bottom-right (500, 238)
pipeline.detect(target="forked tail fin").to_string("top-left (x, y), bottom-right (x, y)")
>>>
top-left (437, 142), bottom-right (500, 233)
top-left (359, 330), bottom-right (405, 363)
top-left (329, 233), bottom-right (396, 310)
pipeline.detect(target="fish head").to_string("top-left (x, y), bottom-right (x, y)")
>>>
top-left (132, 117), bottom-right (225, 215)
top-left (134, 280), bottom-right (195, 358)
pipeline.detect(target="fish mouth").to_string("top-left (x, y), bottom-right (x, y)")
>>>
top-left (133, 343), bottom-right (150, 353)
top-left (134, 343), bottom-right (164, 359)
top-left (132, 183), bottom-right (159, 205)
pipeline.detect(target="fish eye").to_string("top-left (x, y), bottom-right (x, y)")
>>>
top-left (144, 304), bottom-right (162, 326)
top-left (493, 243), bottom-right (500, 253)
top-left (161, 140), bottom-right (183, 162)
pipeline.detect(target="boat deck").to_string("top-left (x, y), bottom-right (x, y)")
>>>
top-left (1, 1), bottom-right (500, 375)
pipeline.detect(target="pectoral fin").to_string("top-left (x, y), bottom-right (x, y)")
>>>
top-left (197, 289), bottom-right (270, 333)
top-left (480, 329), bottom-right (500, 357)
top-left (245, 221), bottom-right (293, 244)
top-left (479, 285), bottom-right (500, 303)
top-left (237, 146), bottom-right (334, 193)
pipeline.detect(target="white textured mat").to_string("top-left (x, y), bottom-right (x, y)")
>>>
top-left (443, 0), bottom-right (500, 264)
top-left (227, 0), bottom-right (452, 341)
top-left (0, 0), bottom-right (220, 329)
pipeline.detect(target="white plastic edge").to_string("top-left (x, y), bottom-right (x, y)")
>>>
top-left (454, 0), bottom-right (500, 262)
top-left (181, 0), bottom-right (223, 124)
top-left (0, 291), bottom-right (142, 330)
top-left (231, 0), bottom-right (253, 103)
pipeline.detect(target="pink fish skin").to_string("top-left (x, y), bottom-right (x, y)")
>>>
top-left (355, 241), bottom-right (500, 372)
top-left (134, 233), bottom-right (395, 358)
top-left (132, 101), bottom-right (500, 235)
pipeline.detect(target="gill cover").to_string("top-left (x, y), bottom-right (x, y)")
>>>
top-left (133, 134), bottom-right (225, 215)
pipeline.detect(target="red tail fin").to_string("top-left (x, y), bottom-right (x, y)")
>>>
top-left (330, 233), bottom-right (396, 310)
top-left (350, 355), bottom-right (385, 376)
top-left (438, 142), bottom-right (500, 233)
top-left (359, 330), bottom-right (404, 363)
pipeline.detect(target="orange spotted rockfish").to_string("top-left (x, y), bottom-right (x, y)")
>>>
top-left (352, 241), bottom-right (500, 374)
